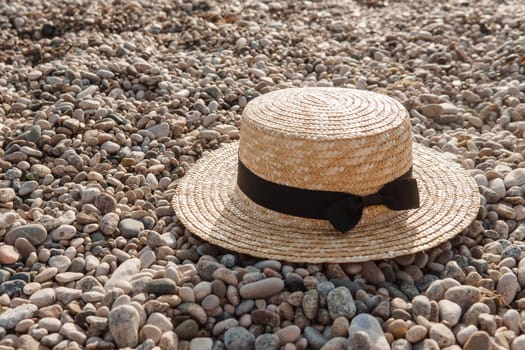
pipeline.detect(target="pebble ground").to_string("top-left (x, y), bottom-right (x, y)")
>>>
top-left (1, 0), bottom-right (525, 349)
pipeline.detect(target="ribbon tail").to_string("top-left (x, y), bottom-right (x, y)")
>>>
top-left (323, 197), bottom-right (363, 233)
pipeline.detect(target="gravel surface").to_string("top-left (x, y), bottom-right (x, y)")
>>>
top-left (1, 0), bottom-right (525, 349)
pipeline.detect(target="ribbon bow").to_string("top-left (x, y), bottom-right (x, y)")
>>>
top-left (323, 178), bottom-right (420, 233)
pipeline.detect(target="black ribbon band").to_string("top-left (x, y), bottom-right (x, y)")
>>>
top-left (237, 161), bottom-right (420, 233)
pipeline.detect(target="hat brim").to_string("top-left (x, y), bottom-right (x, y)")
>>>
top-left (172, 141), bottom-right (480, 263)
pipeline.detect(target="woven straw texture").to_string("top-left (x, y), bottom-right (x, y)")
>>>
top-left (173, 142), bottom-right (479, 262)
top-left (172, 87), bottom-right (480, 262)
top-left (239, 88), bottom-right (412, 195)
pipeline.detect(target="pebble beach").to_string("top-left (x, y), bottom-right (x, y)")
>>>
top-left (1, 0), bottom-right (525, 349)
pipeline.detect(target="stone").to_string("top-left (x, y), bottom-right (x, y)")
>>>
top-left (119, 218), bottom-right (144, 238)
top-left (100, 212), bottom-right (119, 235)
top-left (321, 337), bottom-right (349, 350)
top-left (224, 326), bottom-right (255, 350)
top-left (190, 337), bottom-right (213, 350)
top-left (109, 305), bottom-right (140, 348)
top-left (331, 316), bottom-right (349, 338)
top-left (302, 289), bottom-right (319, 320)
top-left (304, 326), bottom-right (328, 350)
top-left (5, 224), bottom-right (47, 245)
top-left (254, 334), bottom-right (279, 350)
top-left (147, 122), bottom-right (170, 139)
top-left (175, 319), bottom-right (199, 340)
top-left (348, 314), bottom-right (389, 350)
top-left (105, 258), bottom-right (141, 290)
top-left (361, 261), bottom-right (385, 284)
top-left (29, 288), bottom-right (55, 307)
top-left (438, 299), bottom-right (462, 326)
top-left (429, 323), bottom-right (455, 347)
top-left (0, 304), bottom-right (37, 329)
top-left (95, 193), bottom-right (117, 214)
top-left (239, 278), bottom-right (285, 299)
top-left (327, 286), bottom-right (356, 319)
top-left (144, 278), bottom-right (177, 295)
top-left (59, 322), bottom-right (87, 344)
top-left (160, 331), bottom-right (179, 350)
top-left (50, 225), bottom-right (77, 241)
top-left (406, 325), bottom-right (427, 343)
top-left (387, 319), bottom-right (408, 338)
top-left (275, 325), bottom-right (301, 344)
top-left (504, 168), bottom-right (525, 188)
top-left (412, 295), bottom-right (431, 320)
top-left (0, 212), bottom-right (16, 229)
top-left (444, 286), bottom-right (481, 311)
top-left (512, 335), bottom-right (525, 350)
top-left (18, 181), bottom-right (38, 196)
top-left (0, 245), bottom-right (19, 264)
top-left (497, 273), bottom-right (520, 305)
top-left (0, 188), bottom-right (15, 202)
top-left (464, 331), bottom-right (492, 350)
top-left (457, 325), bottom-right (478, 346)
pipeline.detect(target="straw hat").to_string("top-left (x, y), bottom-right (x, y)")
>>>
top-left (172, 87), bottom-right (480, 263)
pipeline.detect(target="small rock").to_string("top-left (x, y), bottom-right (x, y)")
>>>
top-left (438, 299), bottom-right (462, 326)
top-left (275, 325), bottom-right (301, 344)
top-left (190, 337), bottom-right (213, 350)
top-left (144, 278), bottom-right (178, 295)
top-left (0, 245), bottom-right (19, 264)
top-left (0, 188), bottom-right (15, 202)
top-left (239, 278), bottom-right (285, 299)
top-left (0, 304), bottom-right (38, 329)
top-left (444, 286), bottom-right (481, 311)
top-left (327, 286), bottom-right (356, 319)
top-left (175, 319), bottom-right (199, 340)
top-left (109, 305), bottom-right (140, 348)
top-left (429, 323), bottom-right (455, 347)
top-left (512, 335), bottom-right (525, 350)
top-left (254, 334), bottom-right (279, 350)
top-left (348, 314), bottom-right (389, 350)
top-left (504, 169), bottom-right (525, 188)
top-left (224, 326), bottom-right (255, 350)
top-left (5, 224), bottom-right (47, 245)
top-left (304, 326), bottom-right (328, 350)
top-left (497, 273), bottom-right (519, 305)
top-left (464, 331), bottom-right (492, 350)
top-left (119, 218), bottom-right (145, 238)
top-left (95, 193), bottom-right (117, 214)
top-left (406, 325), bottom-right (427, 343)
top-left (50, 225), bottom-right (77, 241)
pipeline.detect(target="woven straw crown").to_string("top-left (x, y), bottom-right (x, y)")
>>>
top-left (239, 88), bottom-right (412, 196)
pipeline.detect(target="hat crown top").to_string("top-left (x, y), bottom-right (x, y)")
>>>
top-left (242, 87), bottom-right (407, 139)
top-left (239, 87), bottom-right (413, 196)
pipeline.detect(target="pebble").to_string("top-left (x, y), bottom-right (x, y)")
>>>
top-left (348, 314), bottom-right (389, 350)
top-left (109, 305), bottom-right (140, 348)
top-left (5, 224), bottom-right (47, 245)
top-left (438, 299), bottom-right (462, 326)
top-left (255, 334), bottom-right (280, 350)
top-left (463, 331), bottom-right (492, 350)
top-left (224, 326), bottom-right (256, 350)
top-left (444, 286), bottom-right (481, 311)
top-left (276, 325), bottom-right (301, 344)
top-left (304, 326), bottom-right (328, 350)
top-left (119, 218), bottom-right (144, 238)
top-left (327, 286), bottom-right (356, 319)
top-left (0, 245), bottom-right (19, 264)
top-left (190, 337), bottom-right (213, 350)
top-left (429, 323), bottom-right (455, 347)
top-left (239, 278), bottom-right (285, 299)
top-left (0, 304), bottom-right (38, 329)
top-left (175, 319), bottom-right (199, 340)
top-left (497, 273), bottom-right (520, 305)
